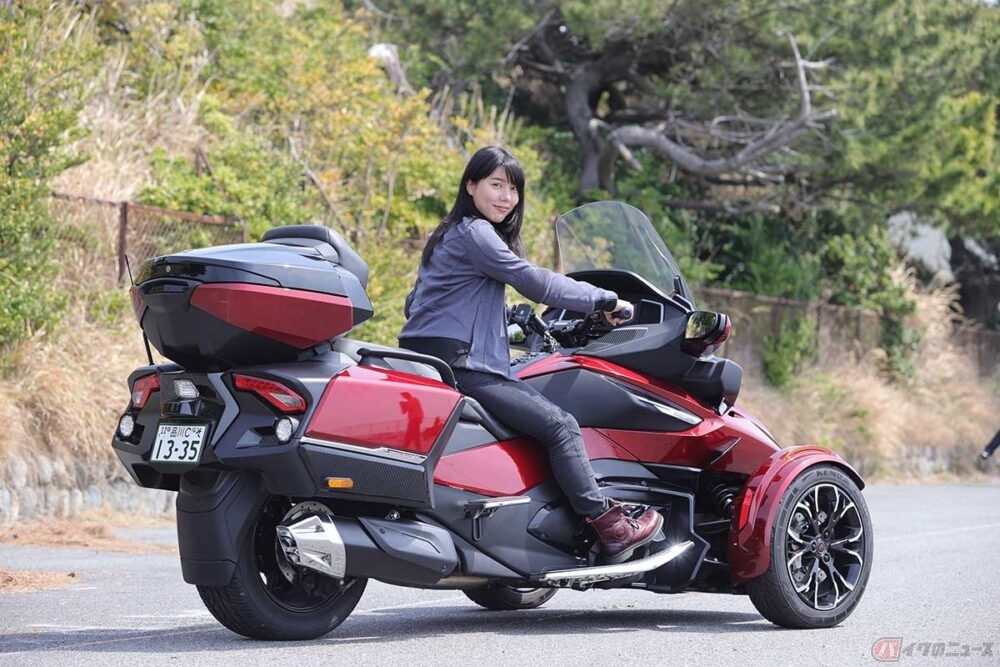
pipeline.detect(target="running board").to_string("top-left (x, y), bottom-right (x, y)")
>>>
top-left (538, 540), bottom-right (694, 587)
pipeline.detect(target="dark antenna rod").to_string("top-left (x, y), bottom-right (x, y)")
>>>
top-left (124, 255), bottom-right (155, 366)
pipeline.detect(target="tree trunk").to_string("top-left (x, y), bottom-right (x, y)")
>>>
top-left (564, 67), bottom-right (604, 195)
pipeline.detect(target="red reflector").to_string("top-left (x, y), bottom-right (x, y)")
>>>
top-left (737, 490), bottom-right (753, 530)
top-left (131, 373), bottom-right (160, 409)
top-left (233, 374), bottom-right (306, 414)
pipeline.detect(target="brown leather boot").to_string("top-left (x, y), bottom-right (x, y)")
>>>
top-left (586, 504), bottom-right (664, 564)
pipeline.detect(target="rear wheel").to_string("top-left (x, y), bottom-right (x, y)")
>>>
top-left (463, 584), bottom-right (557, 610)
top-left (197, 497), bottom-right (367, 640)
top-left (746, 465), bottom-right (873, 628)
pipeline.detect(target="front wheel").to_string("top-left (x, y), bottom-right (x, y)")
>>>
top-left (464, 584), bottom-right (557, 610)
top-left (745, 465), bottom-right (873, 629)
top-left (196, 497), bottom-right (367, 640)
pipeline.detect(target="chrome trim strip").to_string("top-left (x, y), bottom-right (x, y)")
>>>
top-left (475, 497), bottom-right (531, 511)
top-left (633, 394), bottom-right (702, 425)
top-left (300, 436), bottom-right (428, 464)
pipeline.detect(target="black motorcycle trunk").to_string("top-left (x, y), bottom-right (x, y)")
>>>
top-left (130, 231), bottom-right (374, 371)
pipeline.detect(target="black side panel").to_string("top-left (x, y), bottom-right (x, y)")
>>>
top-left (175, 471), bottom-right (268, 586)
top-left (300, 444), bottom-right (430, 505)
top-left (358, 517), bottom-right (458, 580)
top-left (597, 480), bottom-right (711, 592)
top-left (682, 356), bottom-right (744, 407)
top-left (429, 484), bottom-right (582, 575)
top-left (524, 368), bottom-right (697, 431)
top-left (439, 421), bottom-right (497, 455)
top-left (324, 520), bottom-right (453, 586)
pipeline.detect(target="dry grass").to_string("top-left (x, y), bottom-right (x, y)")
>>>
top-left (0, 517), bottom-right (173, 554)
top-left (0, 513), bottom-right (175, 593)
top-left (50, 47), bottom-right (208, 201)
top-left (0, 383), bottom-right (30, 465)
top-left (739, 270), bottom-right (1000, 479)
top-left (1, 316), bottom-right (151, 482)
top-left (0, 568), bottom-right (78, 593)
top-left (0, 39), bottom-right (204, 513)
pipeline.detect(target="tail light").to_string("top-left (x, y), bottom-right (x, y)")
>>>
top-left (131, 373), bottom-right (161, 409)
top-left (233, 374), bottom-right (307, 414)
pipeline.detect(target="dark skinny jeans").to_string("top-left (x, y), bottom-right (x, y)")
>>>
top-left (453, 368), bottom-right (607, 518)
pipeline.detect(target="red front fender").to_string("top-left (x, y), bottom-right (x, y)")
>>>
top-left (728, 445), bottom-right (864, 586)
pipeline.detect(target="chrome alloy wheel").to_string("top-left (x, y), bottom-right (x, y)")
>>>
top-left (785, 483), bottom-right (866, 611)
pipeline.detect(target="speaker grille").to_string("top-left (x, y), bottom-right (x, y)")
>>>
top-left (586, 327), bottom-right (647, 350)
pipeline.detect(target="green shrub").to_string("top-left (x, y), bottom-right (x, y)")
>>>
top-left (821, 230), bottom-right (918, 377)
top-left (762, 315), bottom-right (819, 388)
top-left (0, 5), bottom-right (96, 352)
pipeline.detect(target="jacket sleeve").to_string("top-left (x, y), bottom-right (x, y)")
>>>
top-left (466, 219), bottom-right (617, 313)
top-left (403, 277), bottom-right (419, 319)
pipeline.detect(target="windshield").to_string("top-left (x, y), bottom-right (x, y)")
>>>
top-left (554, 201), bottom-right (691, 302)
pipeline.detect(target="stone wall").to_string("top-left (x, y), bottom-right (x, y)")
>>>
top-left (0, 451), bottom-right (173, 527)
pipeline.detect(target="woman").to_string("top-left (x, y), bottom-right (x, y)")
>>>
top-left (399, 145), bottom-right (662, 564)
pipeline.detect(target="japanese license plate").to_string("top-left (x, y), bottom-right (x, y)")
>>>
top-left (151, 423), bottom-right (208, 464)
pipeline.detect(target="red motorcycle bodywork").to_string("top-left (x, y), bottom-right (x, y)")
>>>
top-left (728, 446), bottom-right (864, 585)
top-left (305, 366), bottom-right (460, 456)
top-left (318, 352), bottom-right (847, 588)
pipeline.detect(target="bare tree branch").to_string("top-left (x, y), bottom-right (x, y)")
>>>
top-left (502, 8), bottom-right (560, 69)
top-left (287, 136), bottom-right (346, 230)
top-left (360, 0), bottom-right (401, 21)
top-left (368, 43), bottom-right (414, 96)
top-left (595, 33), bottom-right (837, 192)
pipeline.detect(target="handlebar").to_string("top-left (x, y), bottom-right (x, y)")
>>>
top-left (616, 305), bottom-right (634, 321)
top-left (509, 302), bottom-right (632, 352)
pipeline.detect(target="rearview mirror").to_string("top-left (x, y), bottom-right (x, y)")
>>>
top-left (682, 311), bottom-right (731, 356)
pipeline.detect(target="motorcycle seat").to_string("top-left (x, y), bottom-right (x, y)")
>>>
top-left (459, 397), bottom-right (520, 442)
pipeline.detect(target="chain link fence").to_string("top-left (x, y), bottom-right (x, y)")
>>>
top-left (49, 193), bottom-right (246, 289)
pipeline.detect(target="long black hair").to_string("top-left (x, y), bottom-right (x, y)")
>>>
top-left (420, 145), bottom-right (526, 267)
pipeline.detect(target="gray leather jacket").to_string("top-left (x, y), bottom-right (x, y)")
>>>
top-left (398, 216), bottom-right (617, 378)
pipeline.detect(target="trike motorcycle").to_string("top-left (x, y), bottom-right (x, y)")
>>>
top-left (112, 200), bottom-right (873, 639)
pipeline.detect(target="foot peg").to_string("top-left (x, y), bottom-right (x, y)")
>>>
top-left (464, 496), bottom-right (530, 541)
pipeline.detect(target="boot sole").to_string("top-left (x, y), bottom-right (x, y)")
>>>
top-left (603, 512), bottom-right (665, 565)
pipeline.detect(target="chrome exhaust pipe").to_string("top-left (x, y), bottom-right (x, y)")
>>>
top-left (539, 540), bottom-right (694, 586)
top-left (276, 510), bottom-right (460, 584)
top-left (276, 512), bottom-right (347, 579)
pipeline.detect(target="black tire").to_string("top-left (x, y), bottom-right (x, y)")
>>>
top-left (196, 497), bottom-right (367, 640)
top-left (463, 584), bottom-right (558, 610)
top-left (745, 465), bottom-right (873, 629)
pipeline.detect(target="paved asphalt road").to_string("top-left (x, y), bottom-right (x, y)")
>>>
top-left (1, 482), bottom-right (998, 667)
